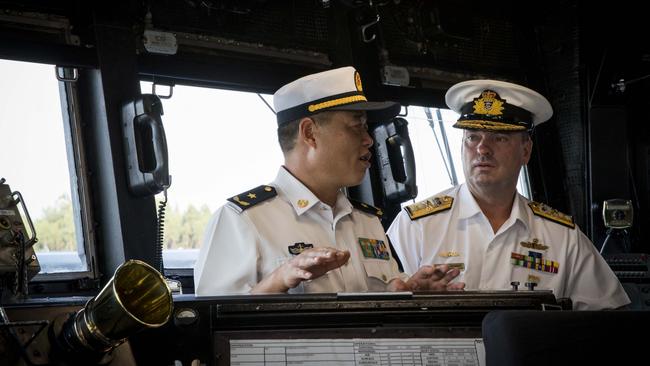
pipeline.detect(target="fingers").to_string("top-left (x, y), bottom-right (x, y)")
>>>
top-left (294, 248), bottom-right (349, 269)
top-left (278, 263), bottom-right (314, 290)
top-left (333, 250), bottom-right (351, 266)
top-left (286, 248), bottom-right (350, 283)
top-left (314, 250), bottom-right (349, 272)
top-left (291, 266), bottom-right (313, 281)
top-left (408, 264), bottom-right (463, 291)
top-left (387, 279), bottom-right (409, 292)
top-left (447, 282), bottom-right (466, 290)
top-left (253, 262), bottom-right (313, 293)
top-left (439, 267), bottom-right (460, 285)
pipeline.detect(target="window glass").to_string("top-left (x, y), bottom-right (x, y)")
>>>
top-left (139, 82), bottom-right (282, 269)
top-left (0, 59), bottom-right (87, 273)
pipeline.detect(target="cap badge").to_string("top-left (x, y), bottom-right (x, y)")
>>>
top-left (473, 90), bottom-right (504, 116)
top-left (354, 71), bottom-right (363, 92)
top-left (297, 199), bottom-right (309, 208)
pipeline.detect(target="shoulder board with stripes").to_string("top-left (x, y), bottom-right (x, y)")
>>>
top-left (528, 201), bottom-right (575, 229)
top-left (405, 195), bottom-right (453, 220)
top-left (349, 199), bottom-right (383, 218)
top-left (227, 185), bottom-right (277, 212)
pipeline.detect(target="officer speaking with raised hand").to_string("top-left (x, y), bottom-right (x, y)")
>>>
top-left (194, 66), bottom-right (465, 295)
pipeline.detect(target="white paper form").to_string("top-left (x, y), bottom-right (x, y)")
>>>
top-left (231, 338), bottom-right (485, 366)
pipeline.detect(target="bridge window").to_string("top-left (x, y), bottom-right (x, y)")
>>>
top-left (0, 59), bottom-right (92, 275)
top-left (140, 82), bottom-right (282, 270)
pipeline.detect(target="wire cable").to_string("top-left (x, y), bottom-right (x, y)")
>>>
top-left (155, 189), bottom-right (168, 275)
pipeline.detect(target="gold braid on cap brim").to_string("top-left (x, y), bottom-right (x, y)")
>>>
top-left (308, 95), bottom-right (367, 112)
top-left (453, 120), bottom-right (528, 131)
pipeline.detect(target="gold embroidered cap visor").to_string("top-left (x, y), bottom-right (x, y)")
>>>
top-left (445, 79), bottom-right (553, 132)
top-left (273, 66), bottom-right (400, 126)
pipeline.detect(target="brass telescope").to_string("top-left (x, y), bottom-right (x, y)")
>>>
top-left (53, 259), bottom-right (173, 360)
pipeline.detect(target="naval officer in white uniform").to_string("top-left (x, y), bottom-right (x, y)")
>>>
top-left (387, 79), bottom-right (630, 310)
top-left (194, 66), bottom-right (465, 295)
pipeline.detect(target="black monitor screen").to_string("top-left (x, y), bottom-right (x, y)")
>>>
top-left (482, 310), bottom-right (650, 366)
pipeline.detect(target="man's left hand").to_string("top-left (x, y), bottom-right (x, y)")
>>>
top-left (388, 264), bottom-right (465, 291)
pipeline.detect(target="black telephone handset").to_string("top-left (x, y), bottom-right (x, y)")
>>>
top-left (123, 94), bottom-right (171, 196)
top-left (372, 117), bottom-right (418, 203)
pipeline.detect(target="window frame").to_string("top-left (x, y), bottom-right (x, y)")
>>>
top-left (29, 65), bottom-right (98, 282)
top-left (0, 10), bottom-right (99, 283)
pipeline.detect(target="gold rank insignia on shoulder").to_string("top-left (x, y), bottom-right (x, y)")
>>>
top-left (520, 238), bottom-right (549, 251)
top-left (227, 185), bottom-right (277, 213)
top-left (288, 242), bottom-right (314, 255)
top-left (349, 199), bottom-right (383, 217)
top-left (405, 195), bottom-right (453, 220)
top-left (528, 201), bottom-right (575, 229)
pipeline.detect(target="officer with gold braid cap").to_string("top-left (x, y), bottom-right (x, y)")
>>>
top-left (387, 80), bottom-right (630, 310)
top-left (194, 66), bottom-right (464, 295)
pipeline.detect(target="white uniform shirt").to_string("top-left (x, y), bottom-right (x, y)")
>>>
top-left (194, 167), bottom-right (404, 295)
top-left (387, 184), bottom-right (630, 310)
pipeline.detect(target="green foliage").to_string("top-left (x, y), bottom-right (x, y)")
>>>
top-left (160, 203), bottom-right (212, 249)
top-left (33, 194), bottom-right (76, 252)
top-left (33, 196), bottom-right (212, 252)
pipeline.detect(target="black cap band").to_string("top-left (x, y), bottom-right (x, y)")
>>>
top-left (458, 100), bottom-right (533, 130)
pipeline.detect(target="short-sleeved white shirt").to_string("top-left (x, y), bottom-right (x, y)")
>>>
top-left (194, 167), bottom-right (404, 295)
top-left (387, 184), bottom-right (630, 310)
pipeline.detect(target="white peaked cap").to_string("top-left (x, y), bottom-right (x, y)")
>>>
top-left (445, 79), bottom-right (553, 131)
top-left (273, 66), bottom-right (400, 125)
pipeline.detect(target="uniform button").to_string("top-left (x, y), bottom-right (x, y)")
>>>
top-left (382, 275), bottom-right (387, 281)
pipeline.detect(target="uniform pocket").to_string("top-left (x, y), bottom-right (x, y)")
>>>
top-left (362, 259), bottom-right (393, 284)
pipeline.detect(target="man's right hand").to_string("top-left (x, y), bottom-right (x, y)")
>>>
top-left (251, 247), bottom-right (350, 293)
